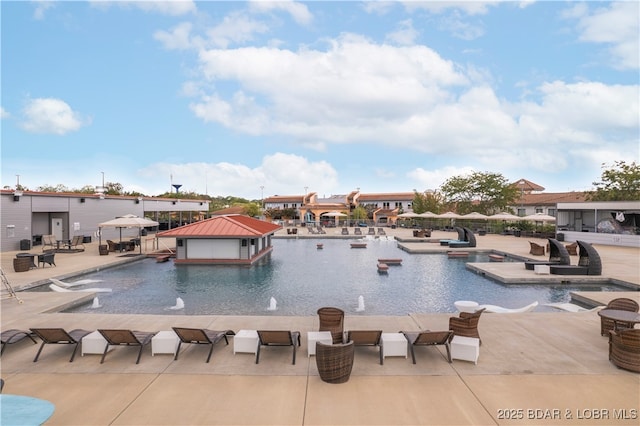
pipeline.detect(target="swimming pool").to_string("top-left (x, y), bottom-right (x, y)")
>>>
top-left (54, 239), bottom-right (623, 315)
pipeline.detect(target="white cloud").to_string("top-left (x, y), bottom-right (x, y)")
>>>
top-left (249, 1), bottom-right (313, 26)
top-left (32, 0), bottom-right (54, 20)
top-left (20, 98), bottom-right (89, 135)
top-left (90, 0), bottom-right (196, 16)
top-left (206, 11), bottom-right (270, 48)
top-left (385, 19), bottom-right (419, 46)
top-left (567, 2), bottom-right (639, 70)
top-left (138, 153), bottom-right (338, 198)
top-left (403, 1), bottom-right (499, 16)
top-left (0, 107), bottom-right (10, 119)
top-left (154, 22), bottom-right (202, 51)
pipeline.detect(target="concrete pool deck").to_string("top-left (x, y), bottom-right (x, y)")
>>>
top-left (1, 229), bottom-right (639, 425)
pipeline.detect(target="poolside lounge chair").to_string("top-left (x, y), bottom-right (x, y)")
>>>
top-left (354, 228), bottom-right (362, 235)
top-left (402, 330), bottom-right (454, 364)
top-left (316, 341), bottom-right (355, 383)
top-left (550, 240), bottom-right (603, 276)
top-left (449, 308), bottom-right (485, 345)
top-left (172, 327), bottom-right (235, 363)
top-left (30, 328), bottom-right (92, 362)
top-left (367, 228), bottom-right (375, 235)
top-left (377, 228), bottom-right (386, 235)
top-left (600, 298), bottom-right (639, 336)
top-left (98, 329), bottom-right (157, 364)
top-left (529, 241), bottom-right (545, 256)
top-left (341, 228), bottom-right (349, 235)
top-left (346, 330), bottom-right (383, 365)
top-left (67, 235), bottom-right (85, 251)
top-left (1, 329), bottom-right (37, 356)
top-left (317, 307), bottom-right (345, 343)
top-left (608, 328), bottom-right (640, 373)
top-left (255, 330), bottom-right (301, 365)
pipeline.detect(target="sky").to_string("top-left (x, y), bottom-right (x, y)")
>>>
top-left (2, 1), bottom-right (639, 200)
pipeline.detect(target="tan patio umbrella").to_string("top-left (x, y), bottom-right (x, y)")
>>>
top-left (488, 212), bottom-right (521, 221)
top-left (98, 214), bottom-right (159, 254)
top-left (322, 211), bottom-right (347, 226)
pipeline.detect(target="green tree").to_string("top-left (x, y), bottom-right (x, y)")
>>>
top-left (588, 161), bottom-right (640, 201)
top-left (351, 206), bottom-right (368, 222)
top-left (242, 203), bottom-right (262, 217)
top-left (36, 184), bottom-right (69, 193)
top-left (412, 190), bottom-right (444, 214)
top-left (439, 171), bottom-right (519, 214)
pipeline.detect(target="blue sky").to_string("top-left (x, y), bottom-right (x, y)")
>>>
top-left (2, 1), bottom-right (638, 200)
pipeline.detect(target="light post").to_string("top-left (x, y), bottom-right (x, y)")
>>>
top-left (519, 180), bottom-right (525, 216)
top-left (260, 186), bottom-right (264, 208)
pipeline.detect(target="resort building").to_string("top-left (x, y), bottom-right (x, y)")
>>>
top-left (156, 215), bottom-right (281, 265)
top-left (0, 190), bottom-right (209, 251)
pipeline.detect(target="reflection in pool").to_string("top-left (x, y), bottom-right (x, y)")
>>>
top-left (54, 239), bottom-right (623, 316)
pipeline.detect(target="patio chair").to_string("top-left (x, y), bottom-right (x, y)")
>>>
top-left (37, 252), bottom-right (56, 268)
top-left (608, 328), bottom-right (640, 373)
top-left (525, 238), bottom-right (571, 270)
top-left (172, 327), bottom-right (235, 363)
top-left (316, 341), bottom-right (355, 384)
top-left (317, 307), bottom-right (345, 343)
top-left (601, 298), bottom-right (639, 336)
top-left (1, 329), bottom-right (37, 356)
top-left (565, 242), bottom-right (578, 255)
top-left (449, 308), bottom-right (485, 345)
top-left (401, 330), bottom-right (453, 364)
top-left (68, 235), bottom-right (85, 251)
top-left (255, 330), bottom-right (301, 365)
top-left (346, 330), bottom-right (383, 365)
top-left (41, 235), bottom-right (56, 252)
top-left (98, 329), bottom-right (157, 364)
top-left (30, 328), bottom-right (92, 362)
top-left (529, 241), bottom-right (545, 256)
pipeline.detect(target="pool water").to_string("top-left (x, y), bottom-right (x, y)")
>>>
top-left (55, 239), bottom-right (622, 316)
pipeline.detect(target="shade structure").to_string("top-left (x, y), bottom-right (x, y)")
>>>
top-left (523, 213), bottom-right (556, 222)
top-left (418, 211), bottom-right (438, 218)
top-left (488, 212), bottom-right (521, 221)
top-left (322, 211), bottom-right (347, 217)
top-left (460, 212), bottom-right (489, 220)
top-left (436, 211), bottom-right (462, 219)
top-left (397, 212), bottom-right (421, 218)
top-left (98, 214), bottom-right (159, 254)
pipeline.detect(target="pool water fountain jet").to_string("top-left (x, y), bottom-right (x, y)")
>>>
top-left (90, 297), bottom-right (101, 309)
top-left (356, 295), bottom-right (365, 312)
top-left (267, 297), bottom-right (277, 311)
top-left (169, 297), bottom-right (184, 310)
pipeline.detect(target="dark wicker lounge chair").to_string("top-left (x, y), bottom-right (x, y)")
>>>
top-left (608, 328), bottom-right (640, 373)
top-left (449, 308), bottom-right (485, 345)
top-left (37, 252), bottom-right (56, 268)
top-left (346, 330), bottom-right (383, 365)
top-left (600, 298), bottom-right (639, 336)
top-left (318, 307), bottom-right (344, 344)
top-left (255, 330), bottom-right (301, 365)
top-left (402, 330), bottom-right (453, 364)
top-left (30, 328), bottom-right (92, 362)
top-left (1, 329), bottom-right (37, 356)
top-left (462, 227), bottom-right (477, 248)
top-left (550, 240), bottom-right (602, 276)
top-left (98, 329), bottom-right (157, 364)
top-left (172, 327), bottom-right (235, 363)
top-left (316, 341), bottom-right (355, 384)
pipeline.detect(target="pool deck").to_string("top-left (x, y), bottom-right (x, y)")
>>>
top-left (1, 229), bottom-right (639, 425)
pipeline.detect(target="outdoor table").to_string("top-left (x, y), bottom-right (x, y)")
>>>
top-left (15, 253), bottom-right (37, 268)
top-left (598, 309), bottom-right (640, 331)
top-left (0, 394), bottom-right (55, 425)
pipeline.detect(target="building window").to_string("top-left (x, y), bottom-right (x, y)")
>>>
top-left (517, 208), bottom-right (526, 216)
top-left (548, 208), bottom-right (556, 216)
top-left (383, 202), bottom-right (390, 209)
top-left (535, 208), bottom-right (543, 213)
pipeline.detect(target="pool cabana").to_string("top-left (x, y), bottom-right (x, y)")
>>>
top-left (157, 215), bottom-right (282, 265)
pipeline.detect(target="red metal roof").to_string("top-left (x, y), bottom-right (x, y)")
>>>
top-left (157, 215), bottom-right (281, 238)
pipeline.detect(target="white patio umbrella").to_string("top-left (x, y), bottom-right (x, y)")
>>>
top-left (397, 212), bottom-right (421, 218)
top-left (461, 212), bottom-right (488, 220)
top-left (488, 212), bottom-right (521, 221)
top-left (418, 211), bottom-right (438, 218)
top-left (322, 211), bottom-right (347, 226)
top-left (98, 214), bottom-right (159, 254)
top-left (523, 213), bottom-right (556, 222)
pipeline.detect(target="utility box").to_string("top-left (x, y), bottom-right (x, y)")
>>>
top-left (20, 239), bottom-right (31, 250)
top-left (556, 233), bottom-right (565, 242)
